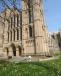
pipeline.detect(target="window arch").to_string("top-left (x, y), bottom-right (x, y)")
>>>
top-left (17, 14), bottom-right (19, 26)
top-left (17, 29), bottom-right (19, 40)
top-left (10, 31), bottom-right (12, 41)
top-left (8, 32), bottom-right (9, 42)
top-left (14, 13), bottom-right (15, 27)
top-left (11, 17), bottom-right (13, 28)
top-left (29, 26), bottom-right (33, 38)
top-left (13, 30), bottom-right (15, 41)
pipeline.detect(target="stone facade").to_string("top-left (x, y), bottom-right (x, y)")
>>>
top-left (0, 0), bottom-right (49, 57)
top-left (48, 32), bottom-right (60, 54)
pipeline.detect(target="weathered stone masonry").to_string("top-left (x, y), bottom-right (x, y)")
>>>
top-left (0, 0), bottom-right (49, 57)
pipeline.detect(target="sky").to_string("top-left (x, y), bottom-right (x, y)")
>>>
top-left (44, 0), bottom-right (61, 32)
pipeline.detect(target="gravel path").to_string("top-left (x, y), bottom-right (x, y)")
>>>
top-left (8, 56), bottom-right (60, 62)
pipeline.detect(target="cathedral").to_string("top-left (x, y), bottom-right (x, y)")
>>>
top-left (0, 0), bottom-right (49, 57)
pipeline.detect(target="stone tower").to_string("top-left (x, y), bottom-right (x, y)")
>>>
top-left (22, 0), bottom-right (49, 55)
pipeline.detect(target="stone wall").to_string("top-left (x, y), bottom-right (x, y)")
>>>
top-left (0, 0), bottom-right (49, 57)
top-left (48, 32), bottom-right (60, 55)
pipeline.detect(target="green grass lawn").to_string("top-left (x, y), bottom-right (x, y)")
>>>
top-left (0, 57), bottom-right (61, 76)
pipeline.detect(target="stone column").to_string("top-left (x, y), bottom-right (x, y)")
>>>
top-left (16, 47), bottom-right (19, 57)
top-left (22, 0), bottom-right (29, 55)
top-left (19, 28), bottom-right (20, 40)
top-left (43, 29), bottom-right (49, 56)
top-left (15, 15), bottom-right (17, 27)
top-left (8, 47), bottom-right (13, 56)
top-left (15, 29), bottom-right (17, 41)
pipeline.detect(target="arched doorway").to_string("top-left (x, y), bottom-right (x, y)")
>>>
top-left (11, 43), bottom-right (16, 56)
top-left (18, 46), bottom-right (22, 56)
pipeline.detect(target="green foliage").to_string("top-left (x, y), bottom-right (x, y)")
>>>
top-left (0, 58), bottom-right (61, 76)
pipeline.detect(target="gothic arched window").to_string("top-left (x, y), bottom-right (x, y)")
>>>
top-left (14, 14), bottom-right (15, 27)
top-left (10, 31), bottom-right (12, 41)
top-left (13, 30), bottom-right (15, 41)
top-left (11, 17), bottom-right (12, 28)
top-left (29, 26), bottom-right (33, 38)
top-left (17, 14), bottom-right (19, 26)
top-left (17, 29), bottom-right (19, 40)
top-left (28, 0), bottom-right (33, 23)
top-left (8, 32), bottom-right (9, 42)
